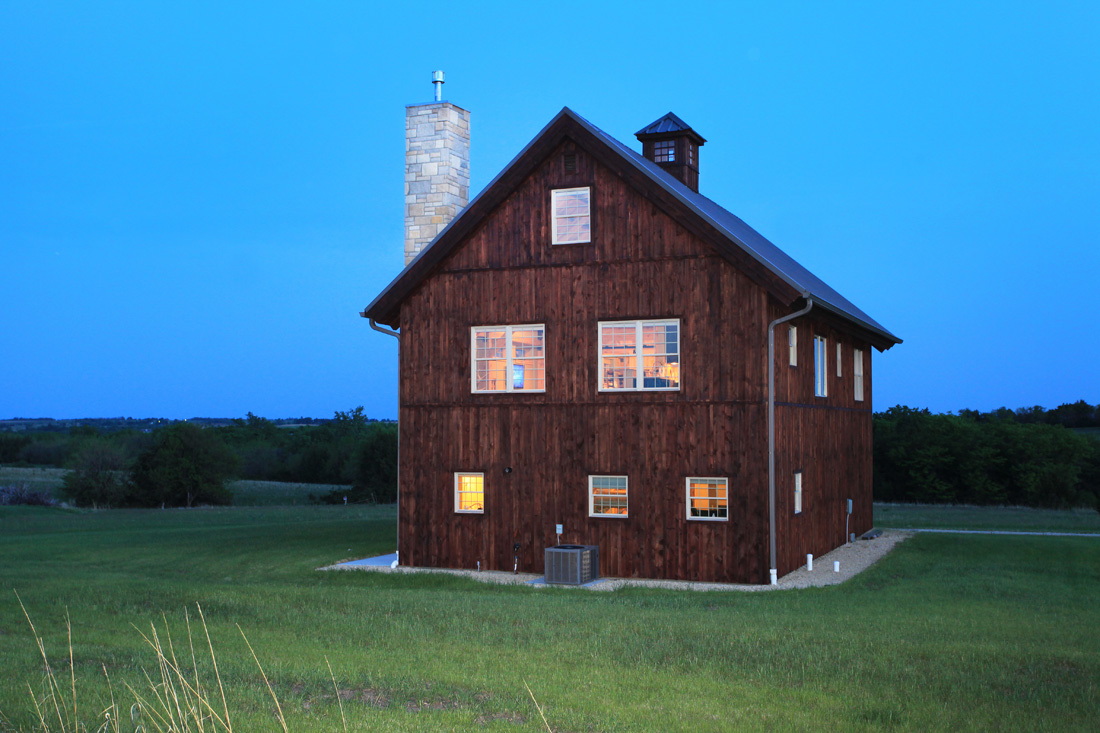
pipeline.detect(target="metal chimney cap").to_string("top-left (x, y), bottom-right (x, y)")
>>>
top-left (432, 70), bottom-right (445, 101)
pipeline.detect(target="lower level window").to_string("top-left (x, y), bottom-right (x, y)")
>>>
top-left (589, 475), bottom-right (628, 517)
top-left (455, 473), bottom-right (484, 513)
top-left (686, 477), bottom-right (728, 520)
top-left (794, 471), bottom-right (803, 514)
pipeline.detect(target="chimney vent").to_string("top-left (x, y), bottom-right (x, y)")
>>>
top-left (404, 74), bottom-right (470, 265)
top-left (432, 70), bottom-right (444, 102)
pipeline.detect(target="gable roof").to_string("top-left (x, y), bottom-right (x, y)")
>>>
top-left (363, 107), bottom-right (901, 350)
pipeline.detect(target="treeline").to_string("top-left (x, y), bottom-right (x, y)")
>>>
top-left (875, 404), bottom-right (1100, 509)
top-left (0, 408), bottom-right (397, 508)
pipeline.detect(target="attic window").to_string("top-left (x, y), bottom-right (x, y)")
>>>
top-left (654, 140), bottom-right (675, 163)
top-left (551, 188), bottom-right (591, 244)
top-left (564, 153), bottom-right (577, 172)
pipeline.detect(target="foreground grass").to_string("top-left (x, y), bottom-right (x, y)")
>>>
top-left (875, 502), bottom-right (1100, 533)
top-left (2, 502), bottom-right (1098, 731)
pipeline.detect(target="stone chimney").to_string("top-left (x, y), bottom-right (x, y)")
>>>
top-left (635, 112), bottom-right (706, 193)
top-left (404, 71), bottom-right (470, 265)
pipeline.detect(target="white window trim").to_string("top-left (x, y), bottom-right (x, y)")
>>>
top-left (551, 187), bottom-right (591, 245)
top-left (685, 477), bottom-right (729, 522)
top-left (794, 471), bottom-right (803, 515)
top-left (454, 472), bottom-right (484, 514)
top-left (814, 335), bottom-right (828, 398)
top-left (598, 318), bottom-right (681, 392)
top-left (836, 342), bottom-right (842, 378)
top-left (589, 475), bottom-right (628, 518)
top-left (788, 326), bottom-right (798, 366)
top-left (471, 324), bottom-right (546, 394)
top-left (854, 348), bottom-right (865, 402)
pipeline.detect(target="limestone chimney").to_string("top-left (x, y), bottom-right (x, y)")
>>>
top-left (405, 71), bottom-right (470, 265)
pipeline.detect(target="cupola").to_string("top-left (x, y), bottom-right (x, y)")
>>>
top-left (635, 113), bottom-right (706, 192)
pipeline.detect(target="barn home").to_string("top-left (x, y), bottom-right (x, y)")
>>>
top-left (362, 77), bottom-right (901, 585)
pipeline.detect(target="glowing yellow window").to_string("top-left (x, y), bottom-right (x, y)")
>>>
top-left (454, 473), bottom-right (484, 514)
top-left (589, 475), bottom-right (628, 517)
top-left (686, 477), bottom-right (728, 521)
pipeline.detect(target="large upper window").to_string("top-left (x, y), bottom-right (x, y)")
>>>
top-left (814, 335), bottom-right (828, 397)
top-left (686, 477), bottom-right (728, 521)
top-left (471, 325), bottom-right (545, 393)
top-left (455, 473), bottom-right (484, 514)
top-left (599, 319), bottom-right (680, 391)
top-left (854, 348), bottom-right (865, 402)
top-left (551, 187), bottom-right (591, 244)
top-left (589, 475), bottom-right (628, 517)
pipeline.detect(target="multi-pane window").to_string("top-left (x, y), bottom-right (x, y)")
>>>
top-left (599, 319), bottom-right (680, 391)
top-left (654, 140), bottom-right (675, 162)
top-left (788, 326), bottom-right (798, 366)
top-left (589, 475), bottom-right (628, 517)
top-left (551, 187), bottom-right (591, 244)
top-left (471, 325), bottom-right (545, 393)
top-left (854, 348), bottom-right (865, 402)
top-left (687, 143), bottom-right (695, 166)
top-left (814, 335), bottom-right (828, 397)
top-left (455, 473), bottom-right (484, 514)
top-left (686, 477), bottom-right (728, 521)
top-left (794, 471), bottom-right (803, 514)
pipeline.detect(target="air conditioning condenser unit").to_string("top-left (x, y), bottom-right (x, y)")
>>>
top-left (544, 544), bottom-right (599, 585)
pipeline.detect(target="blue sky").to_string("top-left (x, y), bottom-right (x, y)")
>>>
top-left (2, 1), bottom-right (1097, 420)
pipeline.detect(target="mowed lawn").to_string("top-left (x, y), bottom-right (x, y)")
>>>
top-left (1, 500), bottom-right (1098, 731)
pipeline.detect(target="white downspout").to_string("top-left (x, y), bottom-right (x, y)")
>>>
top-left (369, 318), bottom-right (401, 567)
top-left (766, 298), bottom-right (814, 585)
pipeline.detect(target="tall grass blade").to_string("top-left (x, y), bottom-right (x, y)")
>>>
top-left (236, 624), bottom-right (287, 732)
top-left (326, 656), bottom-right (348, 733)
top-left (523, 679), bottom-right (552, 733)
top-left (196, 604), bottom-right (232, 731)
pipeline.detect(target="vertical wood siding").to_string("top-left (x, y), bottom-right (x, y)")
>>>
top-left (395, 139), bottom-right (875, 584)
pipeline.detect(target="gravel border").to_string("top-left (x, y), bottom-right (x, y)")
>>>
top-left (322, 530), bottom-right (911, 591)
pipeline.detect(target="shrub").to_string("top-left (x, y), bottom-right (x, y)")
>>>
top-left (0, 484), bottom-right (59, 506)
top-left (61, 439), bottom-right (132, 507)
top-left (130, 423), bottom-right (238, 507)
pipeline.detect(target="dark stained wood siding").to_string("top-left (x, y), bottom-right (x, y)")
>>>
top-left (394, 138), bottom-right (875, 584)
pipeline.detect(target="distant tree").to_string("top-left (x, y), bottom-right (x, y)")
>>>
top-left (130, 423), bottom-right (237, 507)
top-left (61, 439), bottom-right (131, 507)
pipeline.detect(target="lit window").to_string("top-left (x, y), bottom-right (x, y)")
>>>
top-left (654, 140), bottom-right (675, 163)
top-left (455, 473), bottom-right (484, 514)
top-left (598, 319), bottom-right (680, 391)
top-left (551, 187), bottom-right (591, 244)
top-left (794, 471), bottom-right (802, 514)
top-left (836, 342), bottom-right (842, 377)
top-left (854, 349), bottom-right (865, 402)
top-left (589, 475), bottom-right (628, 517)
top-left (472, 325), bottom-right (545, 393)
top-left (686, 477), bottom-right (728, 521)
top-left (814, 335), bottom-right (828, 397)
top-left (788, 326), bottom-right (798, 366)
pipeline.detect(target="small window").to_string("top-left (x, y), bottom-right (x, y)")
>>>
top-left (814, 335), bottom-right (828, 397)
top-left (836, 342), bottom-right (842, 377)
top-left (551, 187), bottom-right (591, 244)
top-left (686, 477), bottom-right (728, 521)
top-left (455, 473), bottom-right (484, 514)
top-left (654, 140), bottom-right (675, 163)
top-left (599, 319), bottom-right (680, 391)
top-left (589, 475), bottom-right (628, 517)
top-left (854, 348), bottom-right (865, 402)
top-left (794, 471), bottom-right (802, 514)
top-left (788, 326), bottom-right (798, 366)
top-left (687, 143), bottom-right (695, 166)
top-left (472, 325), bottom-right (545, 393)
top-left (564, 152), bottom-right (577, 172)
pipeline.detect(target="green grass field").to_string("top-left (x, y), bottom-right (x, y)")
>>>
top-left (876, 502), bottom-right (1100, 533)
top-left (2, 488), bottom-right (1099, 730)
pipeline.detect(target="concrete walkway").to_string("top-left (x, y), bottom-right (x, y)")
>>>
top-left (882, 527), bottom-right (1100, 537)
top-left (321, 530), bottom-right (911, 591)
